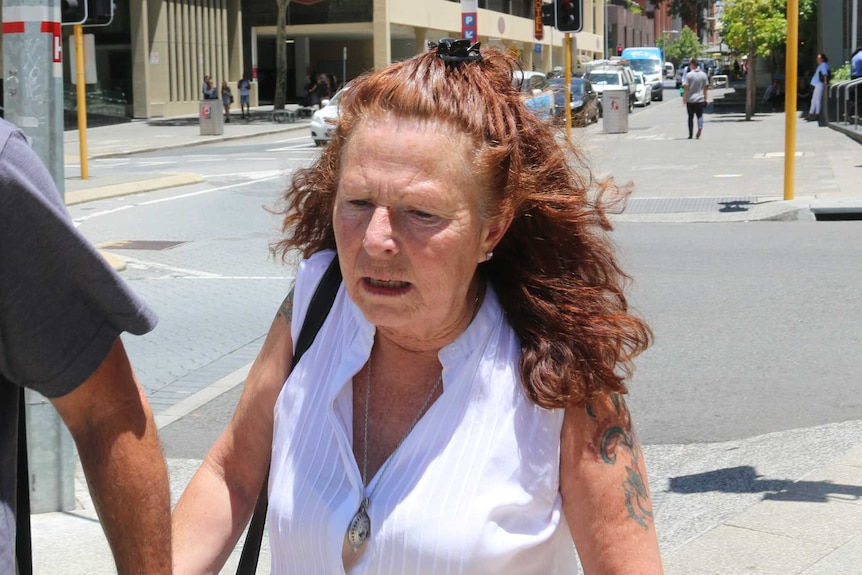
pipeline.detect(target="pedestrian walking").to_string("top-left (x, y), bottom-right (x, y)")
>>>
top-left (682, 57), bottom-right (709, 139)
top-left (173, 39), bottom-right (662, 575)
top-left (221, 80), bottom-right (233, 123)
top-left (238, 75), bottom-right (251, 119)
top-left (0, 118), bottom-right (170, 574)
top-left (808, 53), bottom-right (830, 122)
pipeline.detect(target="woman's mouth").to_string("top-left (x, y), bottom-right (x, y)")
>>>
top-left (364, 278), bottom-right (410, 289)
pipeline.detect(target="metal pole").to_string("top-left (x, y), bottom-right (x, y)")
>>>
top-left (784, 0), bottom-right (799, 201)
top-left (2, 0), bottom-right (76, 514)
top-left (2, 0), bottom-right (65, 197)
top-left (75, 25), bottom-right (89, 180)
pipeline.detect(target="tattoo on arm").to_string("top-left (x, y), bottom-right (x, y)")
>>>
top-left (586, 394), bottom-right (654, 530)
top-left (277, 286), bottom-right (295, 325)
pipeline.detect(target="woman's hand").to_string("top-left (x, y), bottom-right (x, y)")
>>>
top-left (560, 393), bottom-right (664, 575)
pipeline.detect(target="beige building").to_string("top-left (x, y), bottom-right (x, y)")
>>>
top-left (0, 0), bottom-right (613, 122)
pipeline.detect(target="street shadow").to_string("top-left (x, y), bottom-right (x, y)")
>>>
top-left (718, 200), bottom-right (752, 212)
top-left (668, 465), bottom-right (862, 503)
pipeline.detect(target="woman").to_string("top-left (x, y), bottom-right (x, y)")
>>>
top-left (173, 39), bottom-right (662, 574)
top-left (808, 53), bottom-right (830, 121)
top-left (221, 80), bottom-right (233, 123)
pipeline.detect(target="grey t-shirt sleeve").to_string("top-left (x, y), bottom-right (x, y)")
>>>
top-left (0, 120), bottom-right (157, 398)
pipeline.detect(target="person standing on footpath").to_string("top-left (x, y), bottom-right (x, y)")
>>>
top-left (221, 80), bottom-right (233, 123)
top-left (238, 75), bottom-right (252, 119)
top-left (808, 53), bottom-right (830, 122)
top-left (683, 57), bottom-right (709, 139)
top-left (0, 118), bottom-right (171, 573)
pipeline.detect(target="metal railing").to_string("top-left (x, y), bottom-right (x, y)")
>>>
top-left (827, 78), bottom-right (862, 130)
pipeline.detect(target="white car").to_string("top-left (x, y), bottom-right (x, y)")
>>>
top-left (310, 87), bottom-right (348, 146)
top-left (634, 72), bottom-right (651, 107)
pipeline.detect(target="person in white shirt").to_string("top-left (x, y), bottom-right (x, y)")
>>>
top-left (808, 53), bottom-right (831, 121)
top-left (173, 38), bottom-right (663, 575)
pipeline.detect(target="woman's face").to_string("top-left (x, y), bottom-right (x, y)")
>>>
top-left (333, 116), bottom-right (508, 350)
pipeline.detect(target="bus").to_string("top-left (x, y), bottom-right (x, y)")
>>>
top-left (620, 47), bottom-right (664, 101)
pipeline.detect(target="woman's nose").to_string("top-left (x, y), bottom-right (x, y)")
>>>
top-left (363, 207), bottom-right (398, 255)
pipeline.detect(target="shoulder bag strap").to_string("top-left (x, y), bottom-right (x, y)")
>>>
top-left (16, 386), bottom-right (33, 575)
top-left (236, 256), bottom-right (342, 575)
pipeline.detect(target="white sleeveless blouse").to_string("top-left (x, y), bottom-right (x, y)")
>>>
top-left (267, 251), bottom-right (578, 574)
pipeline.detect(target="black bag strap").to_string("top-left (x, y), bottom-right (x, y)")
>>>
top-left (16, 386), bottom-right (33, 575)
top-left (236, 256), bottom-right (342, 575)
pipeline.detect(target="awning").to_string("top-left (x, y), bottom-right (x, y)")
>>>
top-left (704, 43), bottom-right (731, 54)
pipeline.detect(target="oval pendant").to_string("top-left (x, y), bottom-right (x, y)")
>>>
top-left (347, 497), bottom-right (371, 552)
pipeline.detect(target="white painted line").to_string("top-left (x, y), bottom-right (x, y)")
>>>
top-left (154, 362), bottom-right (253, 429)
top-left (267, 145), bottom-right (316, 152)
top-left (713, 174), bottom-right (743, 178)
top-left (72, 175), bottom-right (282, 223)
top-left (273, 135), bottom-right (312, 143)
top-left (138, 175), bottom-right (282, 205)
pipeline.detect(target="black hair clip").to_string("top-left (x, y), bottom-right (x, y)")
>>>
top-left (428, 37), bottom-right (483, 65)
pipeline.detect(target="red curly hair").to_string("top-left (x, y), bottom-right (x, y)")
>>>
top-left (273, 45), bottom-right (652, 408)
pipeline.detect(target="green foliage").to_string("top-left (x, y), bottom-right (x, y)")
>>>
top-left (832, 62), bottom-right (851, 82)
top-left (664, 26), bottom-right (703, 63)
top-left (719, 0), bottom-right (815, 59)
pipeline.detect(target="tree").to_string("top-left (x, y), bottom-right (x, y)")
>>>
top-left (274, 0), bottom-right (291, 110)
top-left (720, 0), bottom-right (788, 120)
top-left (664, 26), bottom-right (702, 65)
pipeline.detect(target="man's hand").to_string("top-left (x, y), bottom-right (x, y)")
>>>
top-left (52, 338), bottom-right (171, 575)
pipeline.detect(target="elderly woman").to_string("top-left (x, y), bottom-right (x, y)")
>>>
top-left (173, 40), bottom-right (662, 574)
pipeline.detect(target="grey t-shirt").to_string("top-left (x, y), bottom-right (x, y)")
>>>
top-left (684, 69), bottom-right (709, 103)
top-left (0, 119), bottom-right (157, 573)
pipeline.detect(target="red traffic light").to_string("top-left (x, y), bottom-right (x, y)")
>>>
top-left (555, 0), bottom-right (581, 32)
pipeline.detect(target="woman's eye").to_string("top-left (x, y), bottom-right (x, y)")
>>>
top-left (348, 199), bottom-right (370, 208)
top-left (410, 209), bottom-right (435, 220)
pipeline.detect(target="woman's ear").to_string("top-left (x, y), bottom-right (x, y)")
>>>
top-left (480, 211), bottom-right (514, 262)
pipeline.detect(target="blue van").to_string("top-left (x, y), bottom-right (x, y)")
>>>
top-left (620, 47), bottom-right (664, 101)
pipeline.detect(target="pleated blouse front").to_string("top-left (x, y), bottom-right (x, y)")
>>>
top-left (267, 251), bottom-right (578, 574)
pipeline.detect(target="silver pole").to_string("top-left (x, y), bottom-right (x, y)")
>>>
top-left (3, 0), bottom-right (76, 513)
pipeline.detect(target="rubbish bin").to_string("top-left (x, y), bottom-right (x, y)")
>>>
top-left (601, 89), bottom-right (629, 134)
top-left (199, 99), bottom-right (224, 135)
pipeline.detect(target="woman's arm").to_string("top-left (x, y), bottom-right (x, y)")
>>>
top-left (172, 290), bottom-right (296, 574)
top-left (560, 393), bottom-right (663, 575)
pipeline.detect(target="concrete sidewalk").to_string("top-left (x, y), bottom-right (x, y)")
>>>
top-left (35, 92), bottom-right (862, 574)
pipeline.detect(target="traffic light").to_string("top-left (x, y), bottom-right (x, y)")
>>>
top-left (541, 2), bottom-right (555, 27)
top-left (61, 0), bottom-right (113, 25)
top-left (61, 0), bottom-right (87, 24)
top-left (555, 0), bottom-right (582, 33)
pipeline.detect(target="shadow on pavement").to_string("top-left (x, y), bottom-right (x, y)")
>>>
top-left (668, 465), bottom-right (862, 503)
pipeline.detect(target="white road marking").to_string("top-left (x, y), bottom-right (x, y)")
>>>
top-left (72, 175), bottom-right (283, 223)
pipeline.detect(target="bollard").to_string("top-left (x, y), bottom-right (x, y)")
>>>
top-left (25, 390), bottom-right (77, 514)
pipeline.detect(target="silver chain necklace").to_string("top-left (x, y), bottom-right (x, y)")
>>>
top-left (345, 356), bottom-right (443, 553)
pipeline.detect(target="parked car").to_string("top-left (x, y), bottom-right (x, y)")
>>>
top-left (701, 58), bottom-right (718, 78)
top-left (585, 65), bottom-right (635, 114)
top-left (664, 62), bottom-right (675, 79)
top-left (633, 72), bottom-right (651, 107)
top-left (548, 77), bottom-right (599, 125)
top-left (310, 86), bottom-right (347, 146)
top-left (512, 70), bottom-right (555, 120)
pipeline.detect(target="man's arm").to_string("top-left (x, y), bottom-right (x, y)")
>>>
top-left (703, 80), bottom-right (709, 105)
top-left (51, 338), bottom-right (171, 575)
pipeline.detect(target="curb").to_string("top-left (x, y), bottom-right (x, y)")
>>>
top-left (65, 172), bottom-right (205, 205)
top-left (83, 122), bottom-right (308, 160)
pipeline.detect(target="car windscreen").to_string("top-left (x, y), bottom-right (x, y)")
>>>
top-left (587, 72), bottom-right (621, 86)
top-left (549, 80), bottom-right (585, 96)
top-left (629, 59), bottom-right (661, 74)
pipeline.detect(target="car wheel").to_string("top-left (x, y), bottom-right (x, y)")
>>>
top-left (314, 140), bottom-right (324, 146)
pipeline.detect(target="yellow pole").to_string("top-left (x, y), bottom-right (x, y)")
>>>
top-left (74, 25), bottom-right (89, 180)
top-left (564, 33), bottom-right (572, 139)
top-left (784, 0), bottom-right (799, 200)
